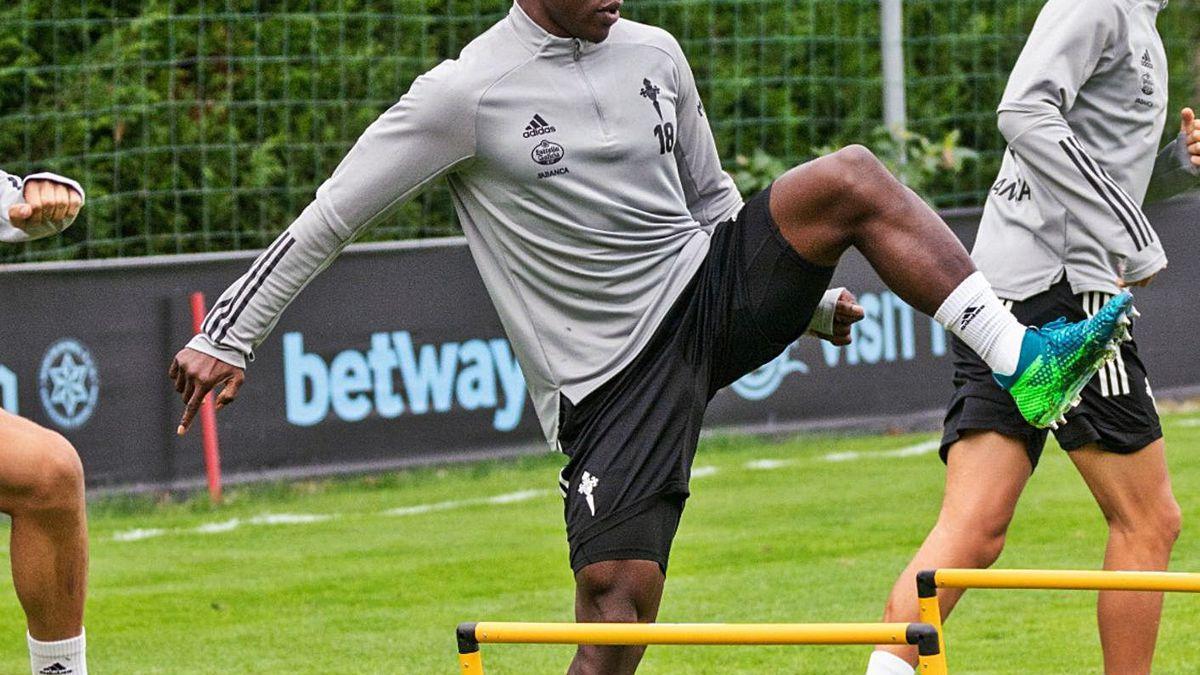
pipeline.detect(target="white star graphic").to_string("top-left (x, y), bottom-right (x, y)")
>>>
top-left (47, 353), bottom-right (91, 418)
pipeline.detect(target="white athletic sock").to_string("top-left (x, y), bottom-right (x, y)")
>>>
top-left (28, 629), bottom-right (86, 675)
top-left (866, 649), bottom-right (916, 675)
top-left (934, 271), bottom-right (1027, 376)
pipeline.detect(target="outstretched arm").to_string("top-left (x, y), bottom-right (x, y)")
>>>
top-left (170, 62), bottom-right (478, 433)
top-left (0, 170), bottom-right (84, 243)
top-left (996, 0), bottom-right (1165, 286)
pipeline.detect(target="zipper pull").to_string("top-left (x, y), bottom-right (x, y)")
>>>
top-left (573, 39), bottom-right (582, 61)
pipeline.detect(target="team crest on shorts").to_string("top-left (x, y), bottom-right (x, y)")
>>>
top-left (578, 471), bottom-right (600, 516)
top-left (38, 338), bottom-right (100, 429)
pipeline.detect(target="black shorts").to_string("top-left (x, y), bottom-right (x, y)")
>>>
top-left (557, 186), bottom-right (835, 574)
top-left (940, 276), bottom-right (1162, 470)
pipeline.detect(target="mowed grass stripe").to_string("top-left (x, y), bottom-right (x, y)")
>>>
top-left (0, 416), bottom-right (1194, 672)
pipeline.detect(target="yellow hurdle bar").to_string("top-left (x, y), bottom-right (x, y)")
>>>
top-left (915, 568), bottom-right (1200, 673)
top-left (456, 621), bottom-right (947, 674)
top-left (931, 568), bottom-right (1200, 593)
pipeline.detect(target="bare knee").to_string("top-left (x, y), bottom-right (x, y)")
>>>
top-left (827, 144), bottom-right (895, 203)
top-left (1109, 494), bottom-right (1182, 554)
top-left (935, 513), bottom-right (1010, 568)
top-left (576, 564), bottom-right (634, 620)
top-left (16, 430), bottom-right (84, 514)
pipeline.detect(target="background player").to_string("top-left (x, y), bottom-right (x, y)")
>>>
top-left (168, 1), bottom-right (1134, 672)
top-left (0, 168), bottom-right (89, 675)
top-left (868, 1), bottom-right (1200, 674)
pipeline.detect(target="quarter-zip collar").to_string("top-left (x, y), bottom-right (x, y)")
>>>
top-left (508, 2), bottom-right (602, 57)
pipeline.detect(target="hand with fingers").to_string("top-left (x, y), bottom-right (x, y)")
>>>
top-left (1119, 268), bottom-right (1162, 289)
top-left (10, 178), bottom-right (84, 233)
top-left (1182, 107), bottom-right (1200, 169)
top-left (809, 288), bottom-right (865, 346)
top-left (168, 347), bottom-right (246, 436)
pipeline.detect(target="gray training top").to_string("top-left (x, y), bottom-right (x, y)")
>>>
top-left (973, 0), bottom-right (1197, 301)
top-left (188, 3), bottom-right (743, 445)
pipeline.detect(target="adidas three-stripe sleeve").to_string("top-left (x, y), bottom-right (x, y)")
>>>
top-left (187, 61), bottom-right (479, 368)
top-left (992, 0), bottom-right (1165, 285)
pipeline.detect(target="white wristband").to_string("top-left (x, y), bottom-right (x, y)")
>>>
top-left (806, 287), bottom-right (845, 336)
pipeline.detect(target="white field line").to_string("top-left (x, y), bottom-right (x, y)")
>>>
top-left (745, 459), bottom-right (792, 470)
top-left (112, 528), bottom-right (168, 542)
top-left (115, 512), bottom-right (337, 542)
top-left (113, 490), bottom-right (556, 542)
top-left (109, 442), bottom-right (927, 543)
top-left (1177, 419), bottom-right (1200, 427)
top-left (384, 488), bottom-right (551, 516)
top-left (823, 439), bottom-right (940, 462)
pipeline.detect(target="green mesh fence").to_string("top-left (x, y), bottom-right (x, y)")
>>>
top-left (1, 0), bottom-right (1196, 262)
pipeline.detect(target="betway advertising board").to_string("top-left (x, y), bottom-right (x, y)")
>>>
top-left (2, 197), bottom-right (1197, 489)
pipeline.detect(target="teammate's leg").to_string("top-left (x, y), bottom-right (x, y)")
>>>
top-left (1069, 440), bottom-right (1180, 675)
top-left (868, 432), bottom-right (1030, 672)
top-left (0, 409), bottom-right (88, 674)
top-left (568, 560), bottom-right (665, 674)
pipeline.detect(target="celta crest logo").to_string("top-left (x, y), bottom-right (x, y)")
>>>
top-left (578, 471), bottom-right (599, 516)
top-left (640, 78), bottom-right (663, 120)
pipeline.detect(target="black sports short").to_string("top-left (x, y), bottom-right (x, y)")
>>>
top-left (557, 185), bottom-right (835, 574)
top-left (940, 276), bottom-right (1162, 470)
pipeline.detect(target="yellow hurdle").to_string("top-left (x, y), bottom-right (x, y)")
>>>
top-left (916, 568), bottom-right (1200, 672)
top-left (456, 621), bottom-right (948, 674)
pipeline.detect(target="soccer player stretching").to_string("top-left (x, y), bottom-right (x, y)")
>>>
top-left (869, 1), bottom-right (1199, 674)
top-left (1, 169), bottom-right (89, 675)
top-left (169, 1), bottom-right (1133, 672)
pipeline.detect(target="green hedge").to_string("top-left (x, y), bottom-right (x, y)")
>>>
top-left (1, 0), bottom-right (1195, 261)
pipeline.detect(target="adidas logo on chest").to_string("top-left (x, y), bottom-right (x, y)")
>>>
top-left (523, 114), bottom-right (557, 138)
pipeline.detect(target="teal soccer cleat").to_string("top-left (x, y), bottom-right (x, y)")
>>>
top-left (994, 291), bottom-right (1136, 429)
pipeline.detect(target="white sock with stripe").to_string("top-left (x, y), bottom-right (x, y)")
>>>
top-left (866, 649), bottom-right (915, 675)
top-left (934, 271), bottom-right (1027, 376)
top-left (29, 629), bottom-right (86, 675)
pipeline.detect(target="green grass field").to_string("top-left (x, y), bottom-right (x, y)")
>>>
top-left (2, 411), bottom-right (1199, 673)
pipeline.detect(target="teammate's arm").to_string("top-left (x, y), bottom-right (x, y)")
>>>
top-left (1144, 107), bottom-right (1200, 204)
top-left (995, 0), bottom-right (1166, 286)
top-left (0, 170), bottom-right (84, 243)
top-left (170, 62), bottom-right (478, 433)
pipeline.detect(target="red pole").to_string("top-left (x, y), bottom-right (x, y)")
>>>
top-left (188, 291), bottom-right (224, 503)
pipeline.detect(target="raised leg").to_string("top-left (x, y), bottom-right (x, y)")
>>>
top-left (873, 431), bottom-right (1030, 669)
top-left (1069, 439), bottom-right (1180, 675)
top-left (767, 145), bottom-right (976, 316)
top-left (567, 560), bottom-right (665, 675)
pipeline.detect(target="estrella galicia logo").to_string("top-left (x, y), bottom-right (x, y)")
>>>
top-left (1141, 72), bottom-right (1155, 96)
top-left (38, 338), bottom-right (99, 429)
top-left (531, 140), bottom-right (565, 166)
top-left (731, 344), bottom-right (809, 401)
top-left (640, 78), bottom-right (663, 120)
